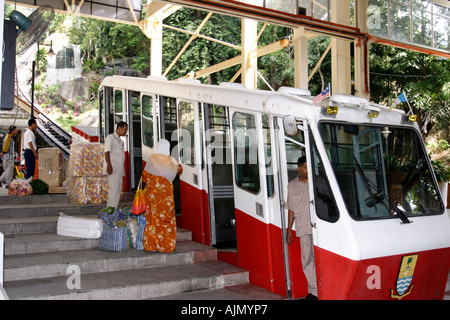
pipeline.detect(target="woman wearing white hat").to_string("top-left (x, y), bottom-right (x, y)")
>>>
top-left (141, 139), bottom-right (182, 253)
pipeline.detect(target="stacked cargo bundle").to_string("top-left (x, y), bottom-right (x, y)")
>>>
top-left (67, 143), bottom-right (108, 204)
top-left (38, 148), bottom-right (65, 193)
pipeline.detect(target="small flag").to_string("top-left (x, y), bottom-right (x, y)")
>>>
top-left (313, 84), bottom-right (331, 104)
top-left (393, 91), bottom-right (408, 107)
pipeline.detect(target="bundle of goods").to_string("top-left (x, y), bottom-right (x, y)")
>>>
top-left (67, 177), bottom-right (108, 204)
top-left (57, 213), bottom-right (103, 239)
top-left (8, 179), bottom-right (33, 197)
top-left (38, 148), bottom-right (64, 187)
top-left (67, 143), bottom-right (108, 204)
top-left (98, 206), bottom-right (139, 252)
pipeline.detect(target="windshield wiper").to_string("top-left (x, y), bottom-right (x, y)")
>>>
top-left (353, 156), bottom-right (412, 224)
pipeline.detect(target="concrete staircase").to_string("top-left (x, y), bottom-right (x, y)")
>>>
top-left (0, 194), bottom-right (283, 300)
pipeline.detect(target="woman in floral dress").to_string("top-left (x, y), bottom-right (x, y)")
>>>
top-left (142, 140), bottom-right (182, 253)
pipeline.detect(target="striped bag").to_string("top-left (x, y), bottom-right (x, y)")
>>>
top-left (98, 224), bottom-right (131, 252)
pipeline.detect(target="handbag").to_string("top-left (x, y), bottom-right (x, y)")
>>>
top-left (131, 177), bottom-right (146, 215)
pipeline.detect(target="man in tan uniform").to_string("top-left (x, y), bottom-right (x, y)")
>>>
top-left (286, 156), bottom-right (317, 300)
top-left (104, 121), bottom-right (128, 209)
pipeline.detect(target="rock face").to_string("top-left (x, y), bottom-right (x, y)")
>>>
top-left (59, 77), bottom-right (90, 106)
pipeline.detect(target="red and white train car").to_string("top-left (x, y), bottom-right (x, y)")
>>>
top-left (99, 75), bottom-right (450, 299)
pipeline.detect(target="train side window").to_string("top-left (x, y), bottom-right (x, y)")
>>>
top-left (262, 114), bottom-right (274, 198)
top-left (142, 95), bottom-right (154, 148)
top-left (114, 90), bottom-right (123, 125)
top-left (99, 90), bottom-right (104, 142)
top-left (233, 112), bottom-right (260, 194)
top-left (310, 132), bottom-right (339, 222)
top-left (179, 101), bottom-right (196, 166)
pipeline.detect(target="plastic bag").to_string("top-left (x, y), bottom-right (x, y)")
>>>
top-left (131, 178), bottom-right (146, 215)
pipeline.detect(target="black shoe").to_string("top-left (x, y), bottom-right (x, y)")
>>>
top-left (304, 293), bottom-right (318, 300)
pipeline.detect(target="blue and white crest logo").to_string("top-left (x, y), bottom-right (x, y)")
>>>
top-left (390, 254), bottom-right (418, 300)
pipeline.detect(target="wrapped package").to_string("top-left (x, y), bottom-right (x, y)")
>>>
top-left (38, 148), bottom-right (63, 187)
top-left (57, 213), bottom-right (103, 239)
top-left (68, 176), bottom-right (108, 204)
top-left (9, 179), bottom-right (33, 197)
top-left (67, 143), bottom-right (105, 178)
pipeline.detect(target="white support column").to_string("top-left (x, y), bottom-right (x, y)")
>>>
top-left (142, 19), bottom-right (163, 77)
top-left (141, 2), bottom-right (181, 77)
top-left (241, 17), bottom-right (258, 89)
top-left (354, 0), bottom-right (370, 99)
top-left (331, 0), bottom-right (351, 95)
top-left (149, 21), bottom-right (163, 77)
top-left (293, 27), bottom-right (309, 90)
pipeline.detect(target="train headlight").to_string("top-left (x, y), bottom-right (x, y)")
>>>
top-left (326, 106), bottom-right (339, 115)
top-left (368, 110), bottom-right (380, 118)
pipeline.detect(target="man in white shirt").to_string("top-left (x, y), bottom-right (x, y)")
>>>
top-left (104, 121), bottom-right (128, 208)
top-left (23, 119), bottom-right (38, 181)
top-left (286, 156), bottom-right (317, 300)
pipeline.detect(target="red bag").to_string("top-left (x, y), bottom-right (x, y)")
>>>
top-left (131, 178), bottom-right (146, 215)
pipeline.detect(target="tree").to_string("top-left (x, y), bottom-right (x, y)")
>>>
top-left (370, 43), bottom-right (450, 137)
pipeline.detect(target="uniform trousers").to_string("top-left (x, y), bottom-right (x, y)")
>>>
top-left (300, 234), bottom-right (317, 296)
top-left (107, 174), bottom-right (123, 209)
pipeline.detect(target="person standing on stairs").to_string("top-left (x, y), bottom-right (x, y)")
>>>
top-left (0, 125), bottom-right (18, 188)
top-left (23, 119), bottom-right (38, 181)
top-left (104, 121), bottom-right (128, 209)
top-left (141, 139), bottom-right (182, 253)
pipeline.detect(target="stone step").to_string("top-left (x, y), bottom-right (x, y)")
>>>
top-left (0, 193), bottom-right (135, 206)
top-left (4, 240), bottom-right (216, 282)
top-left (0, 202), bottom-right (107, 219)
top-left (4, 260), bottom-right (249, 300)
top-left (150, 283), bottom-right (284, 300)
top-left (0, 194), bottom-right (70, 206)
top-left (4, 228), bottom-right (192, 255)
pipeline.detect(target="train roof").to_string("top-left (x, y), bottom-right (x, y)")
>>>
top-left (101, 75), bottom-right (413, 128)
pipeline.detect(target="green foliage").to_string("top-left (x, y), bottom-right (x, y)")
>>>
top-left (30, 179), bottom-right (49, 195)
top-left (68, 18), bottom-right (150, 73)
top-left (430, 159), bottom-right (450, 182)
top-left (370, 43), bottom-right (450, 136)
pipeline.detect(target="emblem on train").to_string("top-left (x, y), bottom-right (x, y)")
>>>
top-left (390, 254), bottom-right (418, 300)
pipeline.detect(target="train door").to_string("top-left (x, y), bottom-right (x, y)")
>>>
top-left (204, 104), bottom-right (236, 248)
top-left (99, 87), bottom-right (115, 140)
top-left (127, 91), bottom-right (143, 190)
top-left (230, 110), bottom-right (277, 291)
top-left (275, 116), bottom-right (310, 299)
top-left (177, 100), bottom-right (207, 244)
top-left (113, 89), bottom-right (131, 191)
top-left (158, 96), bottom-right (181, 214)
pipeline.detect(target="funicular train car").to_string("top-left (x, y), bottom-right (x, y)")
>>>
top-left (99, 75), bottom-right (450, 300)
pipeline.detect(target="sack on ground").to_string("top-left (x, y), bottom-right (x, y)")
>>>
top-left (98, 224), bottom-right (132, 252)
top-left (98, 205), bottom-right (132, 226)
top-left (136, 213), bottom-right (146, 250)
top-left (127, 218), bottom-right (139, 248)
top-left (57, 213), bottom-right (103, 239)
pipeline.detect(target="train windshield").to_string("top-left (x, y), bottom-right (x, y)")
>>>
top-left (319, 122), bottom-right (444, 221)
